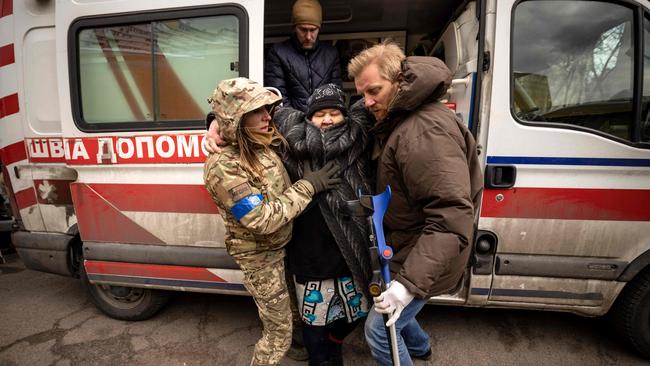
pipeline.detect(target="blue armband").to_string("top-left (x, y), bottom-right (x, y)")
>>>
top-left (231, 194), bottom-right (264, 221)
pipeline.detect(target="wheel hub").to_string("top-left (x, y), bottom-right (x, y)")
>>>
top-left (99, 284), bottom-right (144, 304)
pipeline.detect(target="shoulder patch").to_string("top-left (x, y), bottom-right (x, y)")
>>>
top-left (229, 182), bottom-right (253, 202)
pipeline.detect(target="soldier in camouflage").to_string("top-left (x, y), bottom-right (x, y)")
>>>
top-left (203, 77), bottom-right (341, 366)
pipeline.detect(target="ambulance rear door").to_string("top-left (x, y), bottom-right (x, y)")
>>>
top-left (57, 0), bottom-right (261, 292)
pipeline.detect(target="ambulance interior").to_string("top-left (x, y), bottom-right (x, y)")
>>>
top-left (263, 0), bottom-right (478, 125)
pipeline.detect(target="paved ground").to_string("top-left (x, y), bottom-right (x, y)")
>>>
top-left (0, 253), bottom-right (648, 366)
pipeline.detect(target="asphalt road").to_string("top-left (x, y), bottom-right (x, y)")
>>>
top-left (0, 254), bottom-right (648, 366)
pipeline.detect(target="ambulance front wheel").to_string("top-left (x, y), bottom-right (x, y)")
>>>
top-left (80, 264), bottom-right (171, 321)
top-left (611, 267), bottom-right (650, 359)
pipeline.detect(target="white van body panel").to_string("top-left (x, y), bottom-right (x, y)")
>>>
top-left (0, 0), bottom-right (648, 330)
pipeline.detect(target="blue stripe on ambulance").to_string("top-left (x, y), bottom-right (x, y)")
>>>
top-left (487, 156), bottom-right (650, 167)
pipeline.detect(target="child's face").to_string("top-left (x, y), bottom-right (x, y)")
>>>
top-left (311, 108), bottom-right (344, 129)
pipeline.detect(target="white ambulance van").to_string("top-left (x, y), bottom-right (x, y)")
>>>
top-left (1, 0), bottom-right (649, 358)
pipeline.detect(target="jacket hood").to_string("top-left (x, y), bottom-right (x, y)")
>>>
top-left (208, 77), bottom-right (281, 143)
top-left (391, 57), bottom-right (452, 113)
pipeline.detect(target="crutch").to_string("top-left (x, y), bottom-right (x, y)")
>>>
top-left (342, 186), bottom-right (400, 366)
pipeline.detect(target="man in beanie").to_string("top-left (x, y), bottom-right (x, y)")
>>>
top-left (265, 0), bottom-right (342, 113)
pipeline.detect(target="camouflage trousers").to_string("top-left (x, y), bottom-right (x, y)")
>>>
top-left (238, 252), bottom-right (292, 366)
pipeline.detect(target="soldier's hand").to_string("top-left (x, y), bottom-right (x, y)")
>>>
top-left (204, 115), bottom-right (225, 154)
top-left (302, 160), bottom-right (341, 194)
top-left (205, 112), bottom-right (216, 129)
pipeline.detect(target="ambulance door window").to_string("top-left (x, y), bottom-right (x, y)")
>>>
top-left (642, 14), bottom-right (650, 143)
top-left (79, 24), bottom-right (154, 123)
top-left (512, 1), bottom-right (634, 141)
top-left (71, 7), bottom-right (245, 132)
top-left (154, 17), bottom-right (239, 121)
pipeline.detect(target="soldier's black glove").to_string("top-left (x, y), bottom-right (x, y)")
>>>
top-left (302, 161), bottom-right (342, 194)
top-left (205, 112), bottom-right (216, 129)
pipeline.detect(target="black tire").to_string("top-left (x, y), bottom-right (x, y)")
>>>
top-left (80, 263), bottom-right (171, 321)
top-left (611, 267), bottom-right (650, 359)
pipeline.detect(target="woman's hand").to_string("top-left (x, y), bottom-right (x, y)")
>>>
top-left (204, 113), bottom-right (225, 153)
top-left (302, 161), bottom-right (342, 194)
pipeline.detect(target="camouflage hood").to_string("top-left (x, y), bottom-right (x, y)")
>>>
top-left (208, 78), bottom-right (281, 143)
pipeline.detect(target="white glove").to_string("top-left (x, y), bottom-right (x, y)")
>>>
top-left (373, 280), bottom-right (415, 327)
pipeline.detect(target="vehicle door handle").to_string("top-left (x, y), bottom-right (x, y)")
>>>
top-left (485, 165), bottom-right (516, 189)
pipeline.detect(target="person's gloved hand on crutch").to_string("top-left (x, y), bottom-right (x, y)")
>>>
top-left (373, 280), bottom-right (415, 327)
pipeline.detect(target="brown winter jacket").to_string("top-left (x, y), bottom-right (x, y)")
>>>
top-left (373, 56), bottom-right (483, 299)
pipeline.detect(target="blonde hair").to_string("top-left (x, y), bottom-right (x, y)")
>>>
top-left (236, 116), bottom-right (286, 176)
top-left (347, 41), bottom-right (406, 82)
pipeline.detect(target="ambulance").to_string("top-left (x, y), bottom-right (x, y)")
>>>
top-left (1, 0), bottom-right (649, 358)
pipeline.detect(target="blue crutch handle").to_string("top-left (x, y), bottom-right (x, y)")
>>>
top-left (371, 186), bottom-right (393, 284)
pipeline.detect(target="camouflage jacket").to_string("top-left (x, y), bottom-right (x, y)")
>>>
top-left (204, 145), bottom-right (315, 265)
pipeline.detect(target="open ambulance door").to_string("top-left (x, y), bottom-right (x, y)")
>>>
top-left (477, 0), bottom-right (650, 315)
top-left (55, 0), bottom-right (261, 319)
